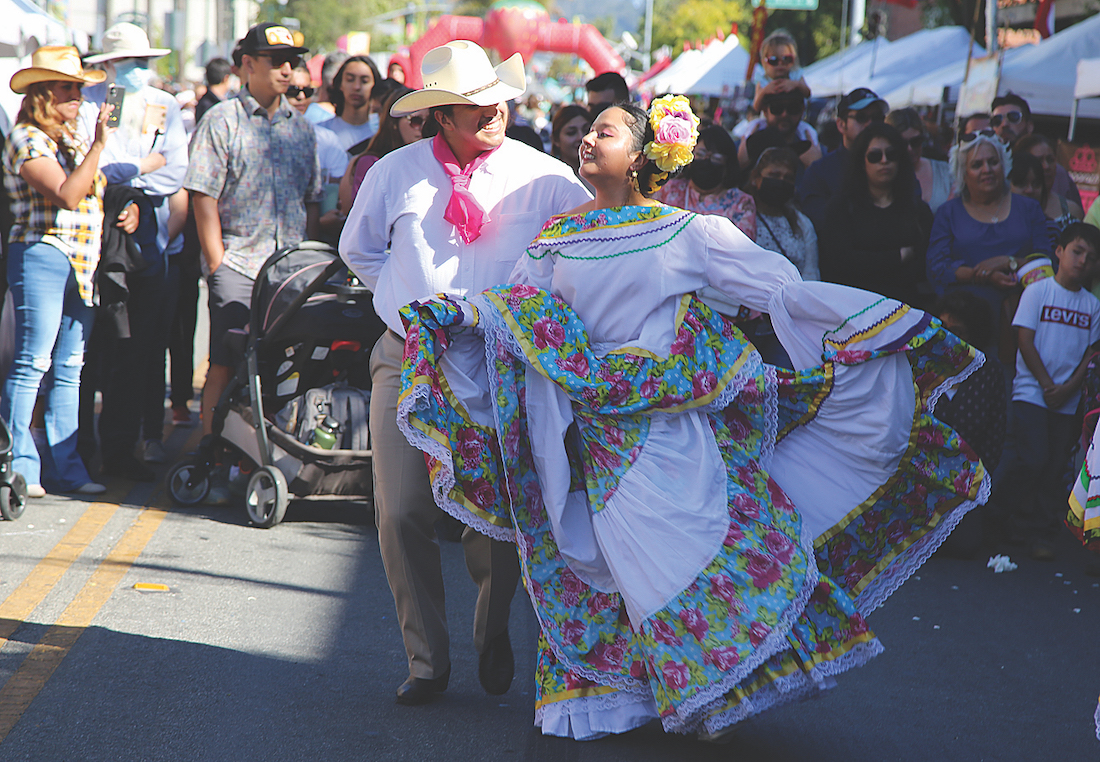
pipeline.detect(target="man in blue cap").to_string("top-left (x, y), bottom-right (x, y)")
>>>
top-left (797, 87), bottom-right (888, 226)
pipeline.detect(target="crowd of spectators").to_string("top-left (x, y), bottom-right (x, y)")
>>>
top-left (6, 20), bottom-right (1100, 565)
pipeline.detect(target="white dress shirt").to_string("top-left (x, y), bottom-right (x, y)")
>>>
top-left (339, 137), bottom-right (592, 335)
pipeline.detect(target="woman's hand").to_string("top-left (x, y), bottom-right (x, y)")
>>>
top-left (91, 102), bottom-right (118, 151)
top-left (116, 202), bottom-right (139, 234)
top-left (969, 255), bottom-right (1017, 288)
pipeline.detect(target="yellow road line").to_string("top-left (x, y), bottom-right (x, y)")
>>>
top-left (0, 502), bottom-right (119, 645)
top-left (0, 507), bottom-right (169, 742)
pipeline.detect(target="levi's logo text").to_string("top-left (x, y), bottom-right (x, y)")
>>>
top-left (1041, 305), bottom-right (1092, 329)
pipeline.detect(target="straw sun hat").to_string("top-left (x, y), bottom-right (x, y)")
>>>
top-left (10, 46), bottom-right (106, 94)
top-left (389, 40), bottom-right (525, 117)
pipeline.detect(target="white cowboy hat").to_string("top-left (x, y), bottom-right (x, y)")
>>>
top-left (390, 40), bottom-right (525, 117)
top-left (84, 22), bottom-right (170, 64)
top-left (10, 46), bottom-right (106, 94)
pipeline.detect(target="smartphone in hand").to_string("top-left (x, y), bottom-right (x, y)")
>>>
top-left (105, 84), bottom-right (124, 127)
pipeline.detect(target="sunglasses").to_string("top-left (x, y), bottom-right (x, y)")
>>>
top-left (866, 148), bottom-right (902, 164)
top-left (849, 110), bottom-right (885, 125)
top-left (257, 53), bottom-right (302, 69)
top-left (405, 114), bottom-right (426, 128)
top-left (959, 128), bottom-right (999, 144)
top-left (989, 111), bottom-right (1024, 128)
top-left (287, 85), bottom-right (315, 99)
top-left (765, 55), bottom-right (795, 66)
top-left (906, 135), bottom-right (924, 150)
top-left (768, 102), bottom-right (804, 117)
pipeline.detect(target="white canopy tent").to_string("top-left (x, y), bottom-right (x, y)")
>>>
top-left (803, 27), bottom-right (981, 100)
top-left (997, 12), bottom-right (1100, 119)
top-left (1069, 57), bottom-right (1100, 139)
top-left (674, 35), bottom-right (750, 97)
top-left (644, 48), bottom-right (701, 95)
top-left (0, 0), bottom-right (82, 129)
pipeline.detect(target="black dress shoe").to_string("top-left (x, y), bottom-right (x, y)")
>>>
top-left (478, 629), bottom-right (514, 696)
top-left (395, 667), bottom-right (450, 706)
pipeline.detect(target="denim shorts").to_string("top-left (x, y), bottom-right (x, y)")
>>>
top-left (206, 264), bottom-right (253, 367)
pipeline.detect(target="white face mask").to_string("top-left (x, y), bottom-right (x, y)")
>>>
top-left (114, 59), bottom-right (153, 93)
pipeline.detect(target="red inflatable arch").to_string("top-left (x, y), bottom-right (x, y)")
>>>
top-left (392, 0), bottom-right (625, 89)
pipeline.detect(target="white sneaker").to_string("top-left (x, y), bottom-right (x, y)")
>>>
top-left (143, 439), bottom-right (167, 464)
top-left (27, 484), bottom-right (46, 498)
top-left (73, 482), bottom-right (107, 495)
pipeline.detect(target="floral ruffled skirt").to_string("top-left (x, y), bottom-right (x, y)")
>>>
top-left (397, 283), bottom-right (988, 738)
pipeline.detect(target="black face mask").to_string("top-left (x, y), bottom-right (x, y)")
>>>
top-left (756, 176), bottom-right (796, 207)
top-left (685, 159), bottom-right (725, 190)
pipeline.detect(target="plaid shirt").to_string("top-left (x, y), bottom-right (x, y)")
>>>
top-left (183, 88), bottom-right (321, 279)
top-left (3, 124), bottom-right (105, 305)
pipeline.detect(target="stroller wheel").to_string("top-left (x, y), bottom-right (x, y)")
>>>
top-left (167, 459), bottom-right (211, 506)
top-left (0, 473), bottom-right (27, 521)
top-left (245, 466), bottom-right (289, 528)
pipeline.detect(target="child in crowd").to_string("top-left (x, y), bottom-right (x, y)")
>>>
top-left (998, 222), bottom-right (1100, 560)
top-left (751, 31), bottom-right (812, 113)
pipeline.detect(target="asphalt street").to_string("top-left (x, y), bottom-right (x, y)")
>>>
top-left (1, 413), bottom-right (1100, 762)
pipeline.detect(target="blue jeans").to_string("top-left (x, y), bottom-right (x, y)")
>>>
top-left (0, 241), bottom-right (94, 489)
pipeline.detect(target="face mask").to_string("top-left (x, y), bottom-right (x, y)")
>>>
top-left (114, 60), bottom-right (152, 93)
top-left (757, 176), bottom-right (796, 207)
top-left (685, 159), bottom-right (724, 190)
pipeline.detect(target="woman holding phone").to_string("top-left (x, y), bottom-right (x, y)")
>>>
top-left (2, 47), bottom-right (138, 497)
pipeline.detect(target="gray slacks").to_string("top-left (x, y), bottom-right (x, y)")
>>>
top-left (370, 330), bottom-right (520, 680)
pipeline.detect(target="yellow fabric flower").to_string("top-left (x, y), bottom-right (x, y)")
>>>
top-left (643, 95), bottom-right (699, 173)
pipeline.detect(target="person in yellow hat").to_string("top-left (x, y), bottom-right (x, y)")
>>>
top-left (1, 46), bottom-right (138, 498)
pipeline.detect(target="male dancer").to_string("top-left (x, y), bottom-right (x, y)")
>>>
top-left (340, 41), bottom-right (590, 705)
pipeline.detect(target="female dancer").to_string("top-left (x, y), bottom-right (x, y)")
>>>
top-left (396, 97), bottom-right (989, 740)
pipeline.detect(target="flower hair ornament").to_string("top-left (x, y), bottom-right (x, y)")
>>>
top-left (643, 95), bottom-right (700, 193)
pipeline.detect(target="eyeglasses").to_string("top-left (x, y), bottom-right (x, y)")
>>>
top-left (849, 110), bottom-right (885, 125)
top-left (257, 52), bottom-right (302, 69)
top-left (906, 135), bottom-right (924, 150)
top-left (765, 55), bottom-right (795, 66)
top-left (990, 111), bottom-right (1024, 128)
top-left (866, 148), bottom-right (902, 164)
top-left (287, 85), bottom-right (315, 99)
top-left (405, 114), bottom-right (426, 128)
top-left (768, 102), bottom-right (804, 117)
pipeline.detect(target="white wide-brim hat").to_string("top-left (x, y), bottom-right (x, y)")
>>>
top-left (11, 46), bottom-right (106, 94)
top-left (390, 40), bottom-right (525, 117)
top-left (84, 22), bottom-right (170, 64)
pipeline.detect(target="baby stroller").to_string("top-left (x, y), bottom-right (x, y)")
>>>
top-left (166, 242), bottom-right (386, 527)
top-left (0, 416), bottom-right (27, 520)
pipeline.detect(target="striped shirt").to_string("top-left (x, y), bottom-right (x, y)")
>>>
top-left (3, 124), bottom-right (105, 305)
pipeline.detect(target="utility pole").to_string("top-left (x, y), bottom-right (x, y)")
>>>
top-left (643, 0), bottom-right (654, 71)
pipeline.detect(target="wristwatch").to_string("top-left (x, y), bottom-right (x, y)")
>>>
top-left (1008, 256), bottom-right (1019, 273)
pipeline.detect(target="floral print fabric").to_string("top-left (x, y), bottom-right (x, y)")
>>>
top-left (397, 281), bottom-right (986, 736)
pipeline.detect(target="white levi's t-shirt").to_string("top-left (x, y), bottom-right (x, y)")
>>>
top-left (1012, 277), bottom-right (1100, 413)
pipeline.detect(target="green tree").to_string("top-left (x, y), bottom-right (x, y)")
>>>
top-left (644, 0), bottom-right (753, 54)
top-left (258, 0), bottom-right (391, 54)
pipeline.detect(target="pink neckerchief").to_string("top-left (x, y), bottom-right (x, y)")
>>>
top-left (432, 133), bottom-right (500, 244)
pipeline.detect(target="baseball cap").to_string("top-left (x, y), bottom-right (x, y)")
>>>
top-left (239, 23), bottom-right (308, 56)
top-left (838, 87), bottom-right (886, 118)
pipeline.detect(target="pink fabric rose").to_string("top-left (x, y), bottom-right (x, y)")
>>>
top-left (557, 352), bottom-right (590, 377)
top-left (662, 660), bottom-right (691, 690)
top-left (679, 608), bottom-right (709, 642)
top-left (764, 531), bottom-right (794, 564)
top-left (560, 568), bottom-right (585, 607)
top-left (708, 646), bottom-right (741, 671)
top-left (651, 618), bottom-right (683, 646)
top-left (745, 549), bottom-right (782, 589)
top-left (655, 115), bottom-right (694, 146)
top-left (456, 427), bottom-right (485, 462)
top-left (560, 619), bottom-right (586, 645)
top-left (532, 316), bottom-right (565, 349)
top-left (748, 620), bottom-right (771, 647)
top-left (469, 477), bottom-right (496, 509)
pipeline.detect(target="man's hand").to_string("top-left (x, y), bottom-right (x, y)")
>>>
top-left (116, 202), bottom-right (139, 234)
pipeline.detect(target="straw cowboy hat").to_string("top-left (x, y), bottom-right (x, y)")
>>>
top-left (10, 46), bottom-right (106, 94)
top-left (390, 40), bottom-right (525, 117)
top-left (84, 22), bottom-right (170, 64)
